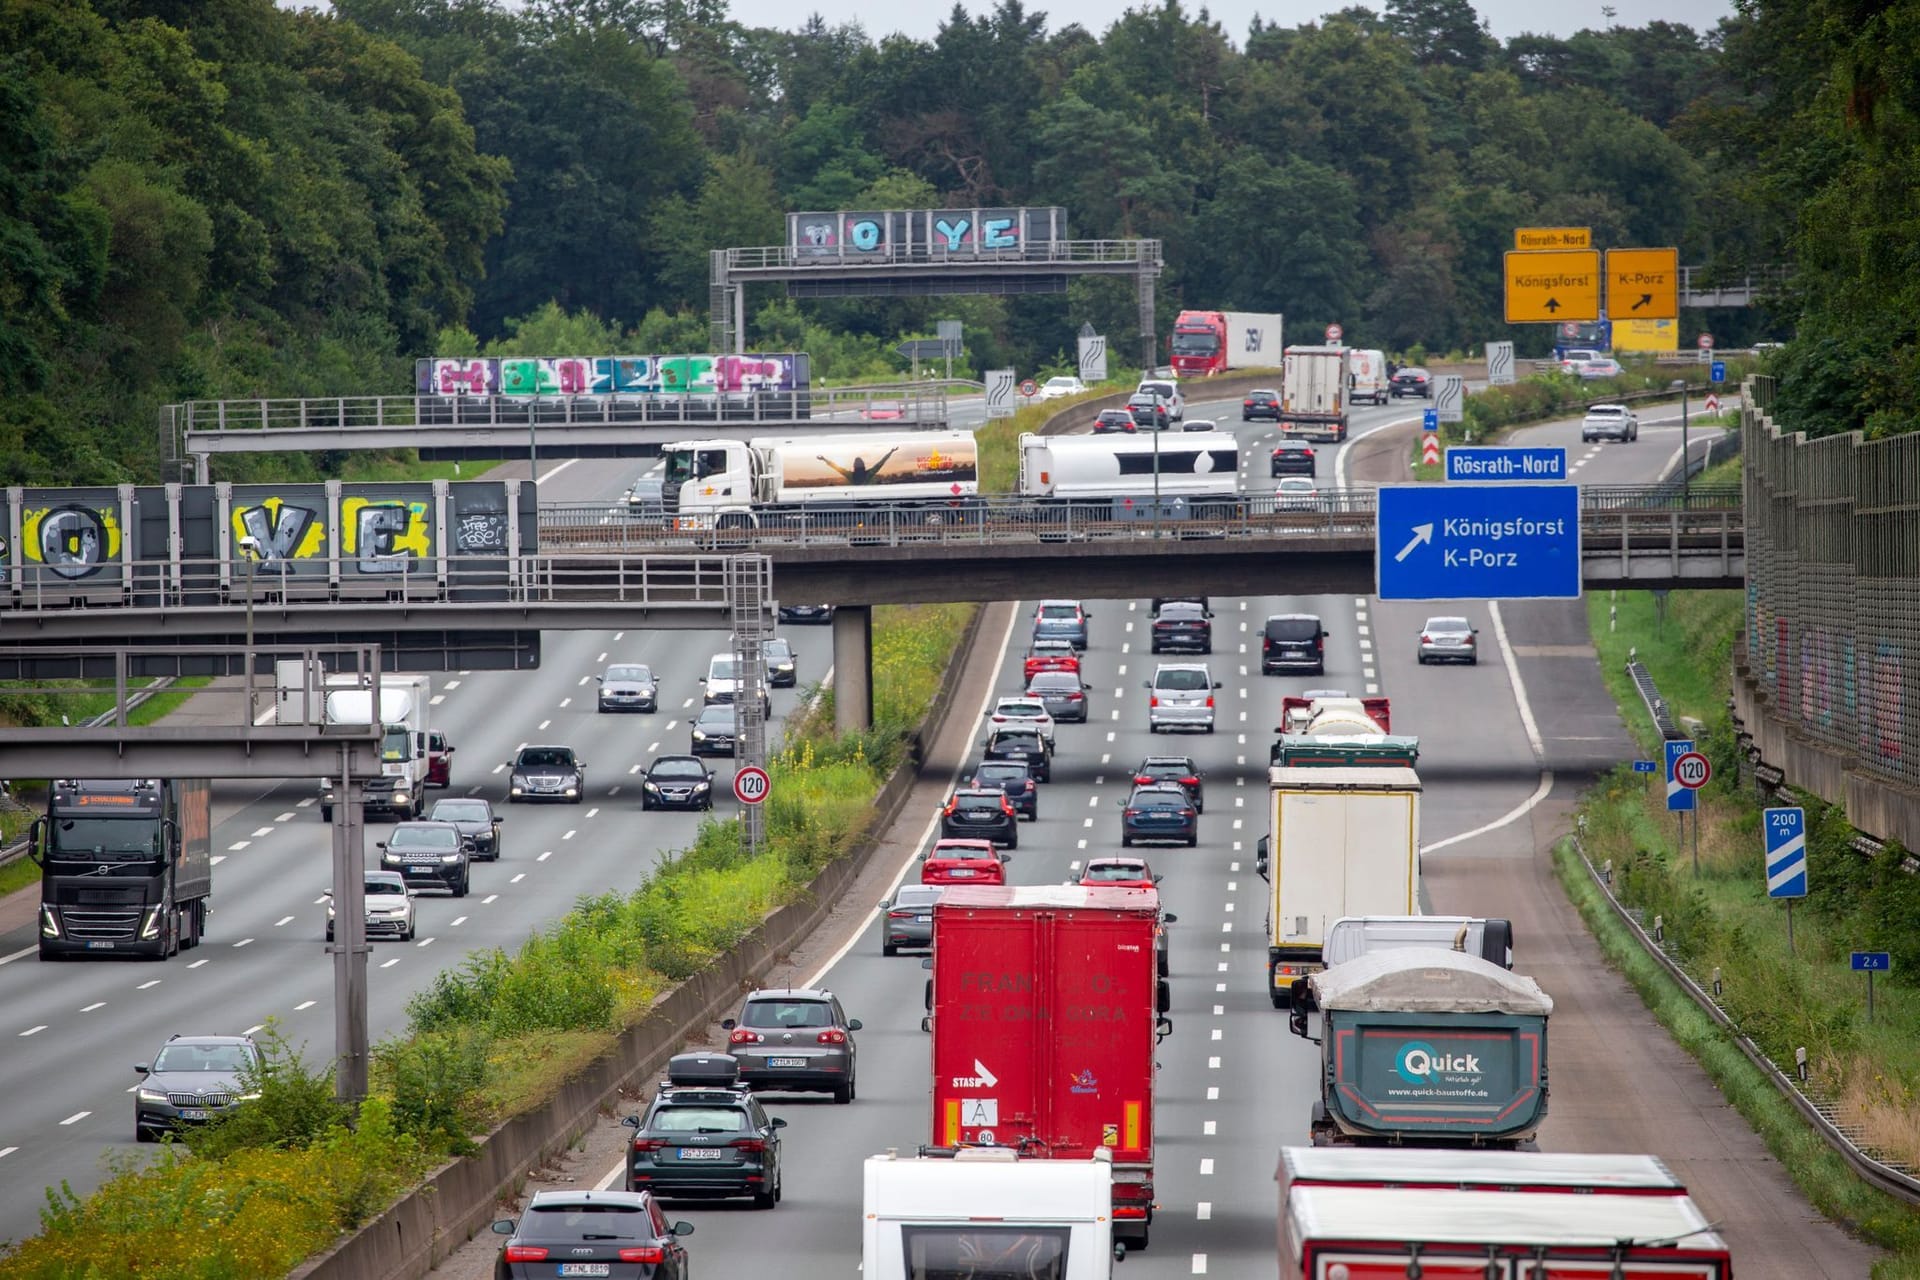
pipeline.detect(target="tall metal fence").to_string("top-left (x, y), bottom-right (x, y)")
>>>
top-left (1737, 375), bottom-right (1920, 848)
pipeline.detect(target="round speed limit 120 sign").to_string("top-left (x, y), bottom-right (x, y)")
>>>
top-left (732, 765), bottom-right (770, 805)
top-left (1673, 751), bottom-right (1711, 790)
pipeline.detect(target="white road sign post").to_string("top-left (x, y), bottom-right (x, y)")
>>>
top-left (985, 369), bottom-right (1017, 419)
top-left (1486, 341), bottom-right (1515, 386)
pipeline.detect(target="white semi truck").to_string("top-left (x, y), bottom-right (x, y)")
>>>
top-left (316, 674), bottom-right (432, 821)
top-left (657, 431), bottom-right (978, 531)
top-left (1280, 345), bottom-right (1350, 443)
top-left (862, 1148), bottom-right (1124, 1278)
top-left (1017, 432), bottom-right (1245, 522)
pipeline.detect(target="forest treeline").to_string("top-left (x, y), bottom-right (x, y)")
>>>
top-left (1, 0), bottom-right (1913, 484)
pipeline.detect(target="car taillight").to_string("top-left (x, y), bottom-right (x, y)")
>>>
top-left (1421, 633), bottom-right (1432, 644)
top-left (1001, 799), bottom-right (1016, 817)
top-left (1244, 399), bottom-right (1253, 407)
top-left (889, 909), bottom-right (914, 919)
top-left (1067, 692), bottom-right (1083, 701)
top-left (1205, 696), bottom-right (1214, 708)
top-left (504, 1246), bottom-right (549, 1262)
top-left (732, 1138), bottom-right (768, 1153)
top-left (1149, 695), bottom-right (1159, 707)
top-left (1125, 809), bottom-right (1140, 819)
top-left (631, 1137), bottom-right (667, 1152)
top-left (620, 1246), bottom-right (667, 1264)
top-left (1134, 775), bottom-right (1153, 785)
top-left (729, 1028), bottom-right (763, 1044)
top-left (943, 800), bottom-right (957, 815)
top-left (1317, 636), bottom-right (1325, 651)
top-left (817, 1028), bottom-right (849, 1045)
top-left (1181, 776), bottom-right (1199, 786)
top-left (1183, 809), bottom-right (1197, 819)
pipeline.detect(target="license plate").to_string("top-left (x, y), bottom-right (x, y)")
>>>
top-left (87, 941), bottom-right (115, 950)
top-left (678, 1147), bottom-right (725, 1160)
top-left (558, 1266), bottom-right (611, 1278)
top-left (179, 1108), bottom-right (209, 1120)
top-left (916, 915), bottom-right (932, 923)
top-left (768, 1057), bottom-right (806, 1068)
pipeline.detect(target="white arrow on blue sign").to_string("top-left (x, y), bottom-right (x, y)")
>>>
top-left (1375, 483), bottom-right (1582, 602)
top-left (1711, 360), bottom-right (1726, 384)
top-left (1665, 739), bottom-right (1696, 813)
top-left (1422, 408), bottom-right (1439, 432)
top-left (1764, 806), bottom-right (1808, 898)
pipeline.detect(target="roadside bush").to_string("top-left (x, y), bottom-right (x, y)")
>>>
top-left (184, 1024), bottom-right (349, 1161)
top-left (379, 1027), bottom-right (494, 1152)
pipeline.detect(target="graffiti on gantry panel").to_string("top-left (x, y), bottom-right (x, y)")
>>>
top-left (230, 491), bottom-right (432, 576)
top-left (343, 497), bottom-right (430, 573)
top-left (20, 501), bottom-right (123, 580)
top-left (232, 496), bottom-right (325, 574)
top-left (787, 208), bottom-right (1062, 259)
top-left (417, 354), bottom-right (809, 397)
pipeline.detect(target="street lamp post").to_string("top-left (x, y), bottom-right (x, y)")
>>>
top-left (238, 536), bottom-right (262, 724)
top-left (1670, 379), bottom-right (1690, 503)
top-left (1152, 407), bottom-right (1163, 541)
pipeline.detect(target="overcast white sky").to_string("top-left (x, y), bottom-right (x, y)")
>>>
top-left (717, 0), bottom-right (1736, 44)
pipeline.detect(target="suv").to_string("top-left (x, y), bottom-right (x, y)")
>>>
top-left (1032, 600), bottom-right (1090, 649)
top-left (134, 1033), bottom-right (263, 1141)
top-left (1133, 755), bottom-right (1206, 812)
top-left (1146, 663), bottom-right (1221, 733)
top-left (1582, 403), bottom-right (1639, 442)
top-left (490, 1190), bottom-right (692, 1278)
top-left (988, 695), bottom-right (1056, 746)
top-left (940, 788), bottom-right (1020, 847)
top-left (1271, 441), bottom-right (1316, 477)
top-left (723, 988), bottom-right (862, 1103)
top-left (690, 704), bottom-right (738, 757)
top-left (1135, 377), bottom-right (1185, 421)
top-left (1150, 600), bottom-right (1212, 653)
top-left (427, 796), bottom-right (501, 860)
top-left (701, 653), bottom-right (771, 714)
top-left (379, 820), bottom-right (471, 895)
top-left (325, 869), bottom-right (417, 942)
top-left (1262, 613), bottom-right (1328, 675)
top-left (507, 744), bottom-right (584, 803)
top-left (968, 758), bottom-right (1040, 820)
top-left (1242, 388), bottom-right (1281, 421)
top-left (983, 725), bottom-right (1053, 782)
top-left (621, 1053), bottom-right (786, 1207)
top-left (1120, 782), bottom-right (1200, 847)
top-left (762, 637), bottom-right (798, 687)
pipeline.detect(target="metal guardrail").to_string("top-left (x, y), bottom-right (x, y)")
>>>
top-left (724, 239), bottom-right (1163, 272)
top-left (1572, 836), bottom-right (1920, 1207)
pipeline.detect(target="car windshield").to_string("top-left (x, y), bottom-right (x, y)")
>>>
top-left (894, 886), bottom-right (944, 908)
top-left (1140, 382), bottom-right (1174, 397)
top-left (605, 665), bottom-right (651, 682)
top-left (1030, 674), bottom-right (1079, 691)
top-left (1085, 864), bottom-right (1148, 881)
top-left (517, 749), bottom-right (574, 769)
top-left (763, 640), bottom-right (792, 659)
top-left (1039, 605), bottom-right (1079, 620)
top-left (991, 732), bottom-right (1041, 751)
top-left (520, 1204), bottom-right (648, 1239)
top-left (1133, 790), bottom-right (1188, 810)
top-left (1590, 407), bottom-right (1623, 418)
top-left (651, 1107), bottom-right (748, 1133)
top-left (651, 759), bottom-right (706, 779)
top-left (697, 707), bottom-right (733, 727)
top-left (1399, 368), bottom-right (1428, 377)
top-left (1251, 389), bottom-right (1278, 398)
top-left (741, 1000), bottom-right (834, 1029)
top-left (975, 764), bottom-right (1026, 782)
top-left (431, 800), bottom-right (488, 822)
top-left (996, 702), bottom-right (1044, 717)
top-left (1045, 378), bottom-right (1076, 389)
top-left (1427, 617), bottom-right (1470, 631)
top-left (955, 793), bottom-right (1004, 810)
top-left (1031, 641), bottom-right (1071, 653)
top-left (1158, 604), bottom-right (1204, 620)
top-left (709, 658), bottom-right (739, 680)
top-left (1143, 761), bottom-right (1191, 776)
top-left (365, 878), bottom-right (407, 898)
top-left (1154, 669), bottom-right (1211, 692)
top-left (390, 825), bottom-right (460, 851)
top-left (152, 1044), bottom-right (255, 1073)
top-left (1280, 478), bottom-right (1315, 491)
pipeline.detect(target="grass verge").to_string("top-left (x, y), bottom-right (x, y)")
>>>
top-left (0, 602), bottom-right (976, 1275)
top-left (1554, 840), bottom-right (1920, 1274)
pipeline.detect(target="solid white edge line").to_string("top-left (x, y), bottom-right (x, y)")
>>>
top-left (597, 603), bottom-right (1021, 1193)
top-left (1424, 598), bottom-right (1553, 855)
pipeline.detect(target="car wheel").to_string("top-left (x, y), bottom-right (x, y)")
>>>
top-left (320, 805), bottom-right (333, 824)
top-left (753, 1181), bottom-right (777, 1210)
top-left (1006, 832), bottom-right (1018, 850)
top-left (641, 795), bottom-right (652, 811)
top-left (833, 1081), bottom-right (853, 1105)
top-left (571, 794), bottom-right (582, 805)
top-left (884, 942), bottom-right (898, 957)
top-left (1122, 834), bottom-right (1134, 848)
top-left (135, 1124), bottom-right (155, 1144)
top-left (325, 925), bottom-right (334, 942)
top-left (404, 924), bottom-right (416, 941)
top-left (1187, 834), bottom-right (1199, 847)
top-left (1468, 656), bottom-right (1478, 665)
top-left (454, 874), bottom-right (470, 898)
top-left (1417, 654), bottom-right (1428, 665)
top-left (775, 1168), bottom-right (783, 1203)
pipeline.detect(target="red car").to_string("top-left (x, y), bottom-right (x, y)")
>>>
top-left (425, 731), bottom-right (455, 789)
top-left (1024, 639), bottom-right (1081, 682)
top-left (1078, 855), bottom-right (1161, 889)
top-left (921, 836), bottom-right (1009, 886)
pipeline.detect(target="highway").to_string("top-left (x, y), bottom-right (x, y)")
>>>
top-left (0, 453), bottom-right (838, 1249)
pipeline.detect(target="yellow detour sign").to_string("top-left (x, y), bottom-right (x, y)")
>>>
top-left (1504, 249), bottom-right (1601, 323)
top-left (1606, 247), bottom-right (1680, 321)
top-left (1515, 227), bottom-right (1591, 250)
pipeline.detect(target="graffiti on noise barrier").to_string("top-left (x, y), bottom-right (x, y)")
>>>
top-left (18, 501), bottom-right (124, 580)
top-left (230, 493), bottom-right (432, 575)
top-left (415, 354), bottom-right (810, 398)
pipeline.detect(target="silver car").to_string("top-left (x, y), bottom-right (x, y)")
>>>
top-left (1026, 670), bottom-right (1090, 723)
top-left (596, 663), bottom-right (658, 712)
top-left (880, 884), bottom-right (944, 956)
top-left (1418, 616), bottom-right (1479, 665)
top-left (1147, 663), bottom-right (1221, 733)
top-left (723, 988), bottom-right (862, 1103)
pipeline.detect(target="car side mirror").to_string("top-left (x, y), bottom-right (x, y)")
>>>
top-left (846, 1018), bottom-right (863, 1031)
top-left (490, 1219), bottom-right (516, 1236)
top-left (620, 1114), bottom-right (641, 1129)
top-left (878, 899), bottom-right (891, 911)
top-left (1157, 978), bottom-right (1172, 1015)
top-left (697, 676), bottom-right (707, 682)
top-left (770, 1117), bottom-right (787, 1130)
top-left (134, 1063), bottom-right (150, 1075)
top-left (672, 1221), bottom-right (695, 1237)
top-left (1473, 628), bottom-right (1481, 635)
top-left (375, 841), bottom-right (388, 850)
top-left (594, 676), bottom-right (604, 683)
top-left (921, 957), bottom-right (934, 970)
top-left (1213, 681), bottom-right (1223, 689)
top-left (1163, 913), bottom-right (1177, 924)
top-left (1153, 874), bottom-right (1164, 884)
top-left (1291, 977), bottom-right (1319, 1013)
top-left (321, 889), bottom-right (333, 897)
top-left (1141, 681), bottom-right (1150, 689)
top-left (720, 1018), bottom-right (737, 1031)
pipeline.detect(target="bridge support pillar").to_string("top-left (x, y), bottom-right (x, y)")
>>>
top-left (833, 604), bottom-right (873, 734)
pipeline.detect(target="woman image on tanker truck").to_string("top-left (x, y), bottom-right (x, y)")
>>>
top-left (815, 445), bottom-right (901, 485)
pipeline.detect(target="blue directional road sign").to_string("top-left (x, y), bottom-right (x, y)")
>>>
top-left (1763, 805), bottom-right (1808, 898)
top-left (1445, 447), bottom-right (1568, 483)
top-left (1422, 408), bottom-right (1439, 431)
top-left (1376, 483), bottom-right (1581, 602)
top-left (1711, 360), bottom-right (1727, 384)
top-left (1631, 760), bottom-right (1658, 773)
top-left (1664, 739), bottom-right (1696, 812)
top-left (1851, 951), bottom-right (1892, 972)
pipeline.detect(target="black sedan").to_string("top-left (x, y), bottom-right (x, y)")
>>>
top-left (779, 603), bottom-right (835, 623)
top-left (1150, 601), bottom-right (1212, 654)
top-left (1092, 408), bottom-right (1138, 434)
top-left (967, 758), bottom-right (1040, 821)
top-left (427, 796), bottom-right (502, 860)
top-left (1390, 367), bottom-right (1433, 399)
top-left (641, 756), bottom-right (716, 811)
top-left (1127, 394), bottom-right (1171, 429)
top-left (490, 1190), bottom-right (693, 1277)
top-left (1133, 754), bottom-right (1207, 812)
top-left (1271, 442), bottom-right (1317, 477)
top-left (1242, 388), bottom-right (1281, 421)
top-left (940, 788), bottom-right (1020, 848)
top-left (689, 705), bottom-right (738, 757)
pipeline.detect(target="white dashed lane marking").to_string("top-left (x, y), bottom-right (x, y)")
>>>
top-left (250, 827), bottom-right (274, 837)
top-left (295, 1000), bottom-right (316, 1011)
top-left (59, 1112), bottom-right (89, 1126)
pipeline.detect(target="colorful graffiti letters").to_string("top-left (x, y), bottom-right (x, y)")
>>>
top-left (233, 498), bottom-right (324, 571)
top-left (22, 504), bottom-right (121, 580)
top-left (342, 498), bottom-right (430, 573)
top-left (418, 354), bottom-right (806, 397)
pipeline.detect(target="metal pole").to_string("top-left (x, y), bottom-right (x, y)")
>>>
top-left (1868, 969), bottom-right (1876, 1024)
top-left (331, 742), bottom-right (369, 1103)
top-left (1692, 806), bottom-right (1700, 874)
top-left (1153, 413), bottom-right (1162, 541)
top-left (1786, 900), bottom-right (1795, 957)
top-left (244, 553), bottom-right (257, 726)
top-left (528, 390), bottom-right (539, 481)
top-left (1680, 385), bottom-right (1690, 501)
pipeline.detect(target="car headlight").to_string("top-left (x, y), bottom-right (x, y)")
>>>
top-left (644, 782), bottom-right (661, 791)
top-left (511, 775), bottom-right (528, 788)
top-left (693, 729), bottom-right (708, 741)
top-left (381, 851), bottom-right (400, 865)
top-left (692, 781), bottom-right (709, 792)
top-left (137, 1087), bottom-right (168, 1103)
top-left (238, 1092), bottom-right (262, 1102)
top-left (564, 788), bottom-right (578, 797)
top-left (441, 852), bottom-right (462, 863)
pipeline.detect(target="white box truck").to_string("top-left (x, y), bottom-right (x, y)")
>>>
top-left (1280, 346), bottom-right (1350, 443)
top-left (658, 432), bottom-right (978, 531)
top-left (1347, 348), bottom-right (1389, 405)
top-left (1254, 764), bottom-right (1421, 1006)
top-left (863, 1148), bottom-right (1122, 1277)
top-left (318, 674), bottom-right (431, 821)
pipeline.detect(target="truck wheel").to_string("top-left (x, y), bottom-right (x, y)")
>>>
top-left (320, 805), bottom-right (333, 823)
top-left (1269, 986), bottom-right (1287, 1009)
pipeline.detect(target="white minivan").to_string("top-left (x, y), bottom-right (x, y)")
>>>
top-left (699, 652), bottom-right (770, 714)
top-left (1135, 378), bottom-right (1185, 421)
top-left (1347, 348), bottom-right (1389, 405)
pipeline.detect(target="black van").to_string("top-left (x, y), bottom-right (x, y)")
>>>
top-left (1262, 614), bottom-right (1328, 675)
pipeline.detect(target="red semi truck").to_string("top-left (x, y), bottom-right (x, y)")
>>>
top-left (1170, 310), bottom-right (1283, 377)
top-left (929, 884), bottom-right (1172, 1251)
